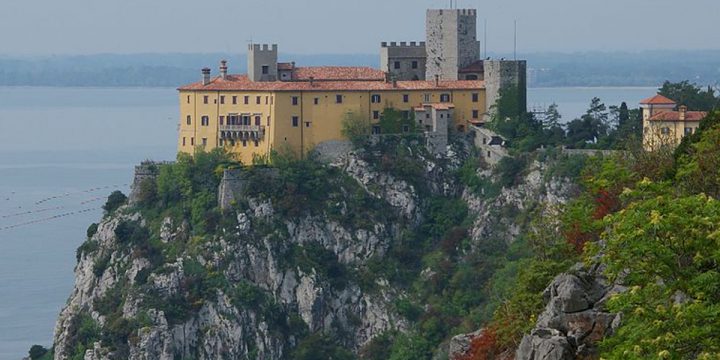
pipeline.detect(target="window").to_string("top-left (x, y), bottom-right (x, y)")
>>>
top-left (232, 96), bottom-right (237, 104)
top-left (220, 96), bottom-right (225, 104)
top-left (305, 122), bottom-right (311, 128)
top-left (336, 95), bottom-right (343, 104)
top-left (186, 115), bottom-right (192, 125)
top-left (684, 127), bottom-right (693, 135)
top-left (255, 116), bottom-right (261, 126)
top-left (372, 125), bottom-right (381, 135)
top-left (262, 65), bottom-right (269, 74)
top-left (403, 94), bottom-right (409, 103)
top-left (254, 140), bottom-right (259, 147)
top-left (243, 140), bottom-right (248, 147)
top-left (201, 116), bottom-right (209, 126)
top-left (314, 98), bottom-right (319, 105)
top-left (256, 96), bottom-right (261, 105)
top-left (244, 96), bottom-right (249, 105)
top-left (371, 94), bottom-right (381, 103)
top-left (182, 137), bottom-right (186, 146)
top-left (292, 96), bottom-right (299, 105)
top-left (411, 61), bottom-right (418, 69)
top-left (472, 93), bottom-right (479, 102)
top-left (661, 127), bottom-right (670, 135)
top-left (219, 116), bottom-right (225, 125)
top-left (267, 116), bottom-right (271, 126)
top-left (202, 138), bottom-right (207, 146)
top-left (242, 115), bottom-right (250, 125)
top-left (394, 61), bottom-right (401, 69)
top-left (487, 151), bottom-right (491, 158)
top-left (191, 137), bottom-right (195, 146)
top-left (266, 96), bottom-right (269, 104)
top-left (440, 94), bottom-right (451, 102)
top-left (187, 95), bottom-right (191, 104)
top-left (203, 96), bottom-right (209, 104)
top-left (373, 110), bottom-right (380, 120)
top-left (472, 110), bottom-right (479, 119)
top-left (292, 116), bottom-right (299, 127)
top-left (402, 125), bottom-right (410, 133)
top-left (219, 139), bottom-right (224, 146)
top-left (424, 93), bottom-right (431, 102)
top-left (401, 110), bottom-right (410, 119)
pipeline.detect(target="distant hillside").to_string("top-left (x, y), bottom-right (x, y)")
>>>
top-left (0, 50), bottom-right (718, 87)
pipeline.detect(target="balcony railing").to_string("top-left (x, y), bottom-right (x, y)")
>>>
top-left (219, 125), bottom-right (266, 140)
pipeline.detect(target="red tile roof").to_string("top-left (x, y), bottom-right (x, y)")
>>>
top-left (178, 74), bottom-right (484, 92)
top-left (640, 94), bottom-right (677, 105)
top-left (648, 111), bottom-right (707, 122)
top-left (291, 66), bottom-right (386, 81)
top-left (277, 62), bottom-right (295, 71)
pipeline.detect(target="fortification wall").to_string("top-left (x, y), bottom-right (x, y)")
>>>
top-left (380, 42), bottom-right (427, 81)
top-left (484, 60), bottom-right (527, 121)
top-left (128, 161), bottom-right (172, 205)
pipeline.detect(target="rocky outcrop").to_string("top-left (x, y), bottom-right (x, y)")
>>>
top-left (515, 263), bottom-right (625, 360)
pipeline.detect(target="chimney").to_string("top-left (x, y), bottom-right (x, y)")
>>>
top-left (219, 60), bottom-right (228, 79)
top-left (679, 105), bottom-right (687, 121)
top-left (201, 68), bottom-right (211, 85)
top-left (392, 79), bottom-right (398, 88)
top-left (434, 74), bottom-right (440, 87)
top-left (309, 76), bottom-right (315, 87)
top-left (385, 72), bottom-right (391, 83)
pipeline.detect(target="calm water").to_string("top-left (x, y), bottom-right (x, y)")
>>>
top-left (0, 85), bottom-right (656, 359)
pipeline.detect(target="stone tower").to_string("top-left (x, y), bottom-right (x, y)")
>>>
top-left (380, 41), bottom-right (427, 81)
top-left (425, 9), bottom-right (481, 81)
top-left (247, 44), bottom-right (278, 82)
top-left (484, 60), bottom-right (528, 121)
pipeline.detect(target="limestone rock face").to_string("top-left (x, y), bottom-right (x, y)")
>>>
top-left (515, 264), bottom-right (625, 360)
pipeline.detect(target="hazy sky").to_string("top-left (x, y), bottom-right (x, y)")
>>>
top-left (2, 0), bottom-right (719, 55)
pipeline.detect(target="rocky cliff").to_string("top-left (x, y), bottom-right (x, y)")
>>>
top-left (48, 140), bottom-right (583, 360)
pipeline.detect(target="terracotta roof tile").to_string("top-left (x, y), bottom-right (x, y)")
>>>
top-left (291, 66), bottom-right (386, 81)
top-left (179, 74), bottom-right (484, 92)
top-left (640, 94), bottom-right (677, 105)
top-left (648, 111), bottom-right (707, 121)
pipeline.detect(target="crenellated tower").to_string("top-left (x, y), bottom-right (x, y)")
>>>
top-left (425, 9), bottom-right (481, 81)
top-left (247, 44), bottom-right (278, 82)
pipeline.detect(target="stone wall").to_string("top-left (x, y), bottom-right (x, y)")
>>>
top-left (380, 42), bottom-right (427, 81)
top-left (248, 44), bottom-right (278, 82)
top-left (426, 9), bottom-right (480, 81)
top-left (128, 161), bottom-right (171, 205)
top-left (484, 60), bottom-right (528, 121)
top-left (218, 168), bottom-right (279, 210)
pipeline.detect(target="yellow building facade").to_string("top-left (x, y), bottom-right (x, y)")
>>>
top-left (178, 64), bottom-right (486, 164)
top-left (641, 94), bottom-right (707, 150)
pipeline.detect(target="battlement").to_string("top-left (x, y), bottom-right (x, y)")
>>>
top-left (381, 41), bottom-right (426, 48)
top-left (248, 44), bottom-right (278, 52)
top-left (427, 9), bottom-right (477, 16)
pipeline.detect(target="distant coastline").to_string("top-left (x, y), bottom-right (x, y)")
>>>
top-left (0, 50), bottom-right (718, 88)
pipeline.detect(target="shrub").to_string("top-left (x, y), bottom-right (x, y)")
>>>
top-left (28, 345), bottom-right (48, 360)
top-left (92, 254), bottom-right (111, 277)
top-left (86, 223), bottom-right (99, 238)
top-left (76, 240), bottom-right (99, 261)
top-left (494, 156), bottom-right (527, 188)
top-left (103, 191), bottom-right (127, 214)
top-left (292, 334), bottom-right (355, 360)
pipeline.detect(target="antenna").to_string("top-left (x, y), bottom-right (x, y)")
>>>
top-left (513, 20), bottom-right (517, 61)
top-left (484, 19), bottom-right (487, 59)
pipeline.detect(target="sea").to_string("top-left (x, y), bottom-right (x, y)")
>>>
top-left (0, 86), bottom-right (655, 359)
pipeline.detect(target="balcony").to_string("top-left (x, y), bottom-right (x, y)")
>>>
top-left (219, 125), bottom-right (266, 140)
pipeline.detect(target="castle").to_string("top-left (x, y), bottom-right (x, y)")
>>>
top-left (178, 8), bottom-right (526, 163)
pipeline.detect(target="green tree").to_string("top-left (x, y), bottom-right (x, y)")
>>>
top-left (659, 80), bottom-right (719, 111)
top-left (102, 191), bottom-right (127, 214)
top-left (598, 188), bottom-right (720, 359)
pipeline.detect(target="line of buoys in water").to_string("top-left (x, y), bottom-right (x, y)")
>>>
top-left (34, 184), bottom-right (128, 205)
top-left (1, 206), bottom-right (64, 219)
top-left (0, 208), bottom-right (99, 232)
